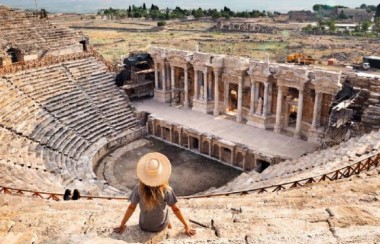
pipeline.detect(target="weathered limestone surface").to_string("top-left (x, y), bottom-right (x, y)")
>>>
top-left (0, 168), bottom-right (379, 243)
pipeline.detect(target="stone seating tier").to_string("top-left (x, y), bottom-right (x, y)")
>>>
top-left (0, 56), bottom-right (141, 195)
top-left (0, 6), bottom-right (82, 55)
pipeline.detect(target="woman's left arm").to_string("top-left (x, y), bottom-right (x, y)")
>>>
top-left (113, 203), bottom-right (137, 234)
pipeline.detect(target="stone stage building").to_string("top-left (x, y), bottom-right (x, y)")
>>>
top-left (150, 47), bottom-right (341, 142)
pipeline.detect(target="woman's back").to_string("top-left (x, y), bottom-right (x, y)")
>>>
top-left (130, 184), bottom-right (178, 232)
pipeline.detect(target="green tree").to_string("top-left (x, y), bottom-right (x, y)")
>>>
top-left (338, 10), bottom-right (348, 19)
top-left (157, 21), bottom-right (166, 27)
top-left (354, 24), bottom-right (361, 32)
top-left (361, 21), bottom-right (372, 32)
top-left (327, 19), bottom-right (336, 32)
top-left (212, 11), bottom-right (222, 20)
top-left (360, 4), bottom-right (367, 9)
top-left (193, 8), bottom-right (204, 19)
top-left (373, 17), bottom-right (380, 33)
top-left (313, 4), bottom-right (322, 12)
top-left (366, 5), bottom-right (377, 12)
top-left (376, 4), bottom-right (380, 18)
top-left (302, 24), bottom-right (313, 33)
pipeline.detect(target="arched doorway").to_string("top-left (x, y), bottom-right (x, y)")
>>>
top-left (7, 48), bottom-right (21, 63)
top-left (235, 152), bottom-right (244, 168)
top-left (227, 83), bottom-right (238, 115)
top-left (79, 39), bottom-right (88, 52)
top-left (256, 160), bottom-right (270, 173)
top-left (212, 144), bottom-right (220, 159)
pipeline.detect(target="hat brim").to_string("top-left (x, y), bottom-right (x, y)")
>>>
top-left (136, 152), bottom-right (172, 187)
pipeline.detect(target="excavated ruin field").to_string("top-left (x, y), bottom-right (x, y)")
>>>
top-left (51, 16), bottom-right (380, 66)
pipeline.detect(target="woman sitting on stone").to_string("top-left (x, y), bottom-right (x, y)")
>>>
top-left (114, 152), bottom-right (196, 236)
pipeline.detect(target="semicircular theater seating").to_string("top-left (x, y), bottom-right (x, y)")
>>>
top-left (0, 56), bottom-right (142, 195)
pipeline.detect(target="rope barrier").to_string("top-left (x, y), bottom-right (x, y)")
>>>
top-left (0, 152), bottom-right (378, 201)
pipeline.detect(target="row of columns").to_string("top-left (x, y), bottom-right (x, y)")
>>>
top-left (274, 86), bottom-right (323, 138)
top-left (193, 69), bottom-right (209, 101)
top-left (155, 61), bottom-right (190, 108)
top-left (154, 61), bottom-right (326, 138)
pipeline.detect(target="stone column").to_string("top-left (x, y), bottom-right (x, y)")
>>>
top-left (254, 82), bottom-right (259, 112)
top-left (203, 70), bottom-right (208, 101)
top-left (184, 67), bottom-right (189, 108)
top-left (151, 120), bottom-right (155, 136)
top-left (171, 65), bottom-right (175, 103)
top-left (294, 89), bottom-right (304, 139)
top-left (284, 96), bottom-right (290, 128)
top-left (178, 128), bottom-right (182, 146)
top-left (237, 77), bottom-right (243, 123)
top-left (249, 81), bottom-right (256, 114)
top-left (187, 134), bottom-right (190, 149)
top-left (194, 70), bottom-right (198, 100)
top-left (230, 148), bottom-right (235, 165)
top-left (274, 85), bottom-right (283, 133)
top-left (224, 82), bottom-right (229, 112)
top-left (154, 62), bottom-right (158, 89)
top-left (311, 92), bottom-right (323, 130)
top-left (263, 82), bottom-right (269, 117)
top-left (214, 70), bottom-right (220, 115)
top-left (208, 71), bottom-right (213, 100)
top-left (169, 127), bottom-right (173, 143)
top-left (161, 63), bottom-right (166, 92)
top-left (242, 154), bottom-right (246, 170)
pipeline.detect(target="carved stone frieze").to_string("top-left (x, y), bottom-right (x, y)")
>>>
top-left (312, 70), bottom-right (341, 94)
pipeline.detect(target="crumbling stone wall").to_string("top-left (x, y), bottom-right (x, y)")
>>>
top-left (343, 73), bottom-right (380, 130)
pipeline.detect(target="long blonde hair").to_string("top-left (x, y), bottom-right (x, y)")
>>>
top-left (138, 180), bottom-right (170, 211)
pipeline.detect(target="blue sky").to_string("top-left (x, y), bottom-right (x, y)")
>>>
top-left (0, 0), bottom-right (378, 13)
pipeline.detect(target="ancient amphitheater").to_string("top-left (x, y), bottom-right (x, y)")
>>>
top-left (0, 6), bottom-right (379, 243)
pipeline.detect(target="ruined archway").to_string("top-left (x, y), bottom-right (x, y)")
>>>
top-left (256, 160), bottom-right (270, 173)
top-left (235, 152), bottom-right (244, 168)
top-left (7, 48), bottom-right (22, 63)
top-left (212, 144), bottom-right (220, 159)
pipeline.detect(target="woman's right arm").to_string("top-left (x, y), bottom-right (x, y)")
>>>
top-left (113, 203), bottom-right (137, 234)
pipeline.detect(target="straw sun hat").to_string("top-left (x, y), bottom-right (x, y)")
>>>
top-left (136, 152), bottom-right (172, 187)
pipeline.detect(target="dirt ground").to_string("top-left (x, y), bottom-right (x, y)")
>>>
top-left (112, 138), bottom-right (241, 196)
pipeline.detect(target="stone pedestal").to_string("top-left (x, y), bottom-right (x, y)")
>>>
top-left (246, 114), bottom-right (276, 129)
top-left (154, 89), bottom-right (171, 103)
top-left (192, 100), bottom-right (215, 114)
top-left (307, 127), bottom-right (324, 143)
